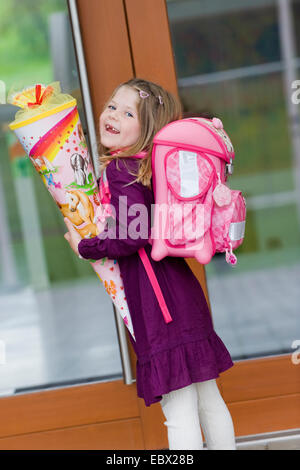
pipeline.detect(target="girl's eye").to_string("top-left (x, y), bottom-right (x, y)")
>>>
top-left (108, 105), bottom-right (116, 110)
top-left (126, 111), bottom-right (134, 118)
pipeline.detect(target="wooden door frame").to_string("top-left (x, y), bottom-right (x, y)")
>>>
top-left (0, 0), bottom-right (299, 450)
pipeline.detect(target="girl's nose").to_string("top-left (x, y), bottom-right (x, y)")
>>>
top-left (108, 109), bottom-right (118, 120)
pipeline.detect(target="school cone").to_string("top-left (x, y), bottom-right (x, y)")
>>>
top-left (8, 84), bottom-right (135, 340)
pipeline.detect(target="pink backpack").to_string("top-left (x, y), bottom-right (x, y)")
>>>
top-left (138, 116), bottom-right (246, 323)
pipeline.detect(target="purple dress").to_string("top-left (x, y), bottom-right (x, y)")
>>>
top-left (78, 158), bottom-right (234, 406)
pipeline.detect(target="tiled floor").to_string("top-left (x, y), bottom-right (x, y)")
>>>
top-left (0, 261), bottom-right (299, 394)
top-left (207, 262), bottom-right (300, 360)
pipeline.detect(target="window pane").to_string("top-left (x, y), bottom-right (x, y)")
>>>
top-left (167, 0), bottom-right (300, 360)
top-left (0, 0), bottom-right (122, 394)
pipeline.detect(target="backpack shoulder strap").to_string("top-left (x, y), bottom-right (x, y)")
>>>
top-left (138, 247), bottom-right (173, 324)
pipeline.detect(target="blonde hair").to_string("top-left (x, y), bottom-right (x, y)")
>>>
top-left (98, 78), bottom-right (182, 188)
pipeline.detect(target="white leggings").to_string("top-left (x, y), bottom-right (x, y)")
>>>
top-left (160, 380), bottom-right (236, 450)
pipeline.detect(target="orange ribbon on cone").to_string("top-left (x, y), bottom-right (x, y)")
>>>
top-left (27, 84), bottom-right (53, 108)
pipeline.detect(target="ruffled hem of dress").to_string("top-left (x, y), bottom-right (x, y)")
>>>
top-left (136, 330), bottom-right (234, 407)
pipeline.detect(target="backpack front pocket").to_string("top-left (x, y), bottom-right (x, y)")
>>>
top-left (165, 149), bottom-right (215, 246)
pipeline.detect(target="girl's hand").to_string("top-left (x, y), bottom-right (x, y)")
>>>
top-left (64, 218), bottom-right (82, 256)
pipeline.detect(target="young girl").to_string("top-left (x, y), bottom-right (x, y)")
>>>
top-left (64, 78), bottom-right (236, 450)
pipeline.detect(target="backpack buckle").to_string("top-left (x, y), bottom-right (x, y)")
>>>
top-left (226, 158), bottom-right (234, 176)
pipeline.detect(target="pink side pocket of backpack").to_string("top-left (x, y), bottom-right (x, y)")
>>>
top-left (212, 190), bottom-right (246, 253)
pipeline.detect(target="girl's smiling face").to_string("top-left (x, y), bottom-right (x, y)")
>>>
top-left (99, 86), bottom-right (141, 151)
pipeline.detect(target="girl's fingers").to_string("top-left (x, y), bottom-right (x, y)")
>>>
top-left (64, 232), bottom-right (70, 242)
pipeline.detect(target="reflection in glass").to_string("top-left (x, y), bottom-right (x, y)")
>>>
top-left (167, 0), bottom-right (300, 359)
top-left (0, 0), bottom-right (122, 395)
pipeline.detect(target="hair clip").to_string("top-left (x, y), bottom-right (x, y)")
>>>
top-left (139, 90), bottom-right (150, 99)
top-left (158, 95), bottom-right (163, 105)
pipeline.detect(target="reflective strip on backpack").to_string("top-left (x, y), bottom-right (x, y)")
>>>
top-left (179, 150), bottom-right (199, 198)
top-left (229, 221), bottom-right (245, 241)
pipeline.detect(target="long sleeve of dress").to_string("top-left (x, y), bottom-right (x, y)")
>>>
top-left (78, 158), bottom-right (153, 260)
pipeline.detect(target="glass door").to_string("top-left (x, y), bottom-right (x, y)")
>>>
top-left (167, 0), bottom-right (300, 364)
top-left (165, 0), bottom-right (300, 437)
top-left (0, 0), bottom-right (123, 396)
